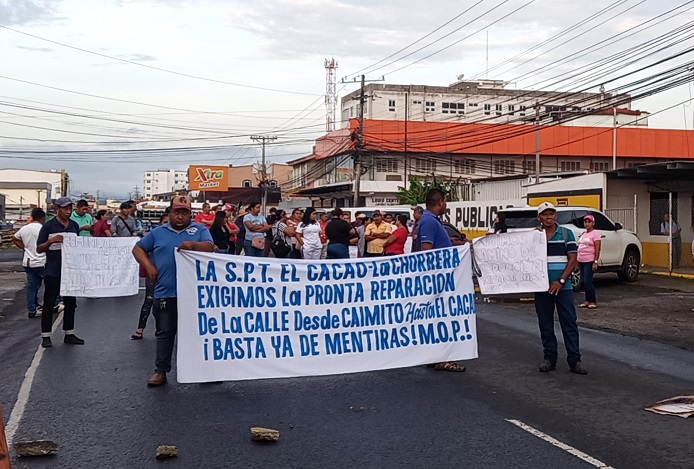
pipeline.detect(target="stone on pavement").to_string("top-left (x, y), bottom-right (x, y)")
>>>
top-left (155, 445), bottom-right (179, 459)
top-left (250, 427), bottom-right (280, 442)
top-left (14, 440), bottom-right (58, 457)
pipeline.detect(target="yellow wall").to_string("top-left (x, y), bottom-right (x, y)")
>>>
top-left (641, 241), bottom-right (694, 268)
top-left (528, 194), bottom-right (601, 209)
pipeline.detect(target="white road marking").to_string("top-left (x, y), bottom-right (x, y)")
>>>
top-left (5, 312), bottom-right (64, 443)
top-left (506, 419), bottom-right (615, 469)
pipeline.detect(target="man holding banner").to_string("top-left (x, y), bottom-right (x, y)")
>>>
top-left (535, 202), bottom-right (587, 375)
top-left (419, 189), bottom-right (465, 373)
top-left (133, 195), bottom-right (214, 387)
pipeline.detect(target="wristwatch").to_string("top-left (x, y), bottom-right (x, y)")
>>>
top-left (559, 278), bottom-right (566, 285)
top-left (594, 260), bottom-right (599, 264)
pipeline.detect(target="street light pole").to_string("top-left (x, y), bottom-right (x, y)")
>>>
top-left (251, 135), bottom-right (277, 215)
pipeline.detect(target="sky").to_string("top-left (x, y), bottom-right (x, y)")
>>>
top-left (0, 0), bottom-right (693, 198)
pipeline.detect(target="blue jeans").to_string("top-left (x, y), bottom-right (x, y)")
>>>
top-left (327, 243), bottom-right (350, 259)
top-left (579, 262), bottom-right (596, 303)
top-left (534, 290), bottom-right (581, 366)
top-left (243, 240), bottom-right (266, 257)
top-left (153, 297), bottom-right (177, 373)
top-left (24, 266), bottom-right (44, 313)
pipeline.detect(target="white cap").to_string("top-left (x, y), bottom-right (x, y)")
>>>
top-left (537, 202), bottom-right (556, 215)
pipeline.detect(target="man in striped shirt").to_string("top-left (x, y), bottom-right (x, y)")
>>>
top-left (535, 202), bottom-right (587, 375)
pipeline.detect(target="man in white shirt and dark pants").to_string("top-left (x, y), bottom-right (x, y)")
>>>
top-left (13, 208), bottom-right (46, 318)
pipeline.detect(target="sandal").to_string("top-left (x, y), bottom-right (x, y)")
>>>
top-left (131, 330), bottom-right (143, 340)
top-left (587, 304), bottom-right (598, 309)
top-left (578, 302), bottom-right (589, 308)
top-left (433, 362), bottom-right (466, 372)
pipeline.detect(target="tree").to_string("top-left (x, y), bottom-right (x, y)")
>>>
top-left (396, 174), bottom-right (461, 205)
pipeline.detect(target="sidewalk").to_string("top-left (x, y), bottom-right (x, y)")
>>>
top-left (642, 265), bottom-right (694, 282)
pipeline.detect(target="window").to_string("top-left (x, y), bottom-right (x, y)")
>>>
top-left (442, 102), bottom-right (465, 114)
top-left (560, 161), bottom-right (581, 171)
top-left (519, 105), bottom-right (527, 117)
top-left (522, 160), bottom-right (541, 173)
top-left (495, 104), bottom-right (502, 116)
top-left (146, 179), bottom-right (151, 183)
top-left (484, 104), bottom-right (491, 115)
top-left (590, 162), bottom-right (610, 172)
top-left (454, 159), bottom-right (476, 174)
top-left (469, 103), bottom-right (478, 107)
top-left (412, 100), bottom-right (422, 105)
top-left (508, 104), bottom-right (515, 115)
top-left (374, 157), bottom-right (399, 173)
top-left (242, 179), bottom-right (252, 188)
top-left (590, 212), bottom-right (615, 231)
top-left (494, 160), bottom-right (515, 175)
top-left (268, 180), bottom-right (278, 188)
top-left (425, 101), bottom-right (435, 112)
top-left (388, 100), bottom-right (396, 112)
top-left (414, 158), bottom-right (436, 173)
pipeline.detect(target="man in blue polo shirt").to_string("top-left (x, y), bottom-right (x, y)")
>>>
top-left (133, 195), bottom-right (214, 387)
top-left (418, 189), bottom-right (465, 373)
top-left (535, 202), bottom-right (587, 375)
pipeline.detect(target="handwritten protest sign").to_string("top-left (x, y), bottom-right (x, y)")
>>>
top-left (472, 231), bottom-right (549, 295)
top-left (175, 246), bottom-right (477, 382)
top-left (60, 236), bottom-right (139, 297)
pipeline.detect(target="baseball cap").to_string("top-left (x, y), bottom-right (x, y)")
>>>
top-left (55, 197), bottom-right (73, 207)
top-left (372, 210), bottom-right (382, 216)
top-left (356, 213), bottom-right (367, 219)
top-left (584, 214), bottom-right (595, 221)
top-left (171, 195), bottom-right (192, 211)
top-left (413, 206), bottom-right (424, 213)
top-left (537, 202), bottom-right (556, 215)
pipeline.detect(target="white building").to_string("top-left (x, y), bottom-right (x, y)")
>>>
top-left (0, 168), bottom-right (67, 200)
top-left (143, 169), bottom-right (187, 199)
top-left (341, 80), bottom-right (648, 128)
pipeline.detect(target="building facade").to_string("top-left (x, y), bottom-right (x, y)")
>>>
top-left (341, 80), bottom-right (648, 128)
top-left (143, 169), bottom-right (188, 199)
top-left (0, 168), bottom-right (67, 200)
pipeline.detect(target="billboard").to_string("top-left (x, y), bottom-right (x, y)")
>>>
top-left (188, 165), bottom-right (229, 191)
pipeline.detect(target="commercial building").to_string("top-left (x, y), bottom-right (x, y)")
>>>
top-left (0, 168), bottom-right (68, 199)
top-left (143, 169), bottom-right (188, 199)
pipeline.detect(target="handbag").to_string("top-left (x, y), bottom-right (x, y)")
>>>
top-left (251, 236), bottom-right (265, 250)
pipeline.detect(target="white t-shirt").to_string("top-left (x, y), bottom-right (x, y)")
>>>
top-left (296, 222), bottom-right (322, 248)
top-left (14, 222), bottom-right (46, 268)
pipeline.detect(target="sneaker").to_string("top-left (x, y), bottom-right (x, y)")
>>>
top-left (28, 311), bottom-right (36, 318)
top-left (41, 337), bottom-right (52, 348)
top-left (538, 360), bottom-right (556, 372)
top-left (64, 334), bottom-right (85, 345)
top-left (570, 362), bottom-right (588, 375)
top-left (147, 372), bottom-right (167, 387)
top-left (35, 306), bottom-right (42, 317)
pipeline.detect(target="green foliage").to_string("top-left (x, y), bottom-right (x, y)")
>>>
top-left (396, 174), bottom-right (460, 205)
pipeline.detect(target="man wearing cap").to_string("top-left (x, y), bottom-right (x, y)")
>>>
top-left (36, 197), bottom-right (83, 348)
top-left (133, 195), bottom-right (214, 386)
top-left (535, 202), bottom-right (587, 375)
top-left (364, 210), bottom-right (392, 257)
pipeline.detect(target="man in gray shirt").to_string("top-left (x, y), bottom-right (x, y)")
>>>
top-left (111, 202), bottom-right (138, 237)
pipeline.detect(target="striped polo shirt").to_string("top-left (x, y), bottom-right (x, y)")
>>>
top-left (546, 225), bottom-right (578, 291)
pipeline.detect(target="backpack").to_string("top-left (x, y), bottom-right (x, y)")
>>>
top-left (271, 223), bottom-right (292, 258)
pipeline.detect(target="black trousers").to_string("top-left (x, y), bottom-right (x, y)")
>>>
top-left (41, 275), bottom-right (77, 336)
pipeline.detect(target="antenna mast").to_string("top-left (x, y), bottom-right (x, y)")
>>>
top-left (325, 58), bottom-right (338, 132)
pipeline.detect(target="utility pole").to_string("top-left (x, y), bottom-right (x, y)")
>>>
top-left (133, 186), bottom-right (141, 200)
top-left (251, 135), bottom-right (277, 215)
top-left (535, 101), bottom-right (540, 184)
top-left (612, 106), bottom-right (618, 170)
top-left (341, 73), bottom-right (385, 207)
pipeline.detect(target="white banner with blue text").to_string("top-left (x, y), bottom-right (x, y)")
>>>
top-left (175, 245), bottom-right (477, 382)
top-left (60, 236), bottom-right (139, 297)
top-left (472, 230), bottom-right (549, 295)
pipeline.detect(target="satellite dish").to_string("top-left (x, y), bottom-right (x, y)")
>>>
top-left (457, 74), bottom-right (465, 81)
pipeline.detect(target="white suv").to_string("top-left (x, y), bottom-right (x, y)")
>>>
top-left (492, 206), bottom-right (642, 289)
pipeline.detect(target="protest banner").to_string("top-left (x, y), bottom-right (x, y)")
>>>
top-left (472, 231), bottom-right (549, 295)
top-left (60, 236), bottom-right (139, 297)
top-left (175, 246), bottom-right (477, 382)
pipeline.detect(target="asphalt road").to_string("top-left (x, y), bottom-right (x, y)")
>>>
top-left (1, 253), bottom-right (693, 468)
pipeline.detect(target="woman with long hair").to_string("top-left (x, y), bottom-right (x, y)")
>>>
top-left (210, 210), bottom-right (231, 254)
top-left (243, 201), bottom-right (270, 257)
top-left (271, 209), bottom-right (292, 259)
top-left (577, 214), bottom-right (602, 309)
top-left (383, 215), bottom-right (410, 255)
top-left (493, 213), bottom-right (508, 234)
top-left (92, 209), bottom-right (112, 237)
top-left (295, 207), bottom-right (322, 260)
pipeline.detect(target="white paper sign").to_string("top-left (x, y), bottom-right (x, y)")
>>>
top-left (60, 236), bottom-right (139, 297)
top-left (472, 231), bottom-right (549, 295)
top-left (175, 246), bottom-right (477, 383)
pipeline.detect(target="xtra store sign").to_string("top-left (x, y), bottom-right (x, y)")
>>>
top-left (189, 165), bottom-right (229, 190)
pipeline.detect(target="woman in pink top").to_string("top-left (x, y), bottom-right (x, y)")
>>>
top-left (577, 214), bottom-right (602, 309)
top-left (383, 215), bottom-right (409, 255)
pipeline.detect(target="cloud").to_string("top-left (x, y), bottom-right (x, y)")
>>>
top-left (0, 0), bottom-right (62, 25)
top-left (16, 44), bottom-right (53, 52)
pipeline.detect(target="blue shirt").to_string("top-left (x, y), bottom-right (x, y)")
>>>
top-left (417, 210), bottom-right (452, 250)
top-left (37, 217), bottom-right (80, 278)
top-left (243, 213), bottom-right (267, 241)
top-left (136, 222), bottom-right (213, 299)
top-left (546, 225), bottom-right (578, 291)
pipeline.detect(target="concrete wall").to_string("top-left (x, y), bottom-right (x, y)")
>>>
top-left (0, 169), bottom-right (64, 199)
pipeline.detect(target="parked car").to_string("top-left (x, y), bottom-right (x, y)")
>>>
top-left (492, 206), bottom-right (642, 289)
